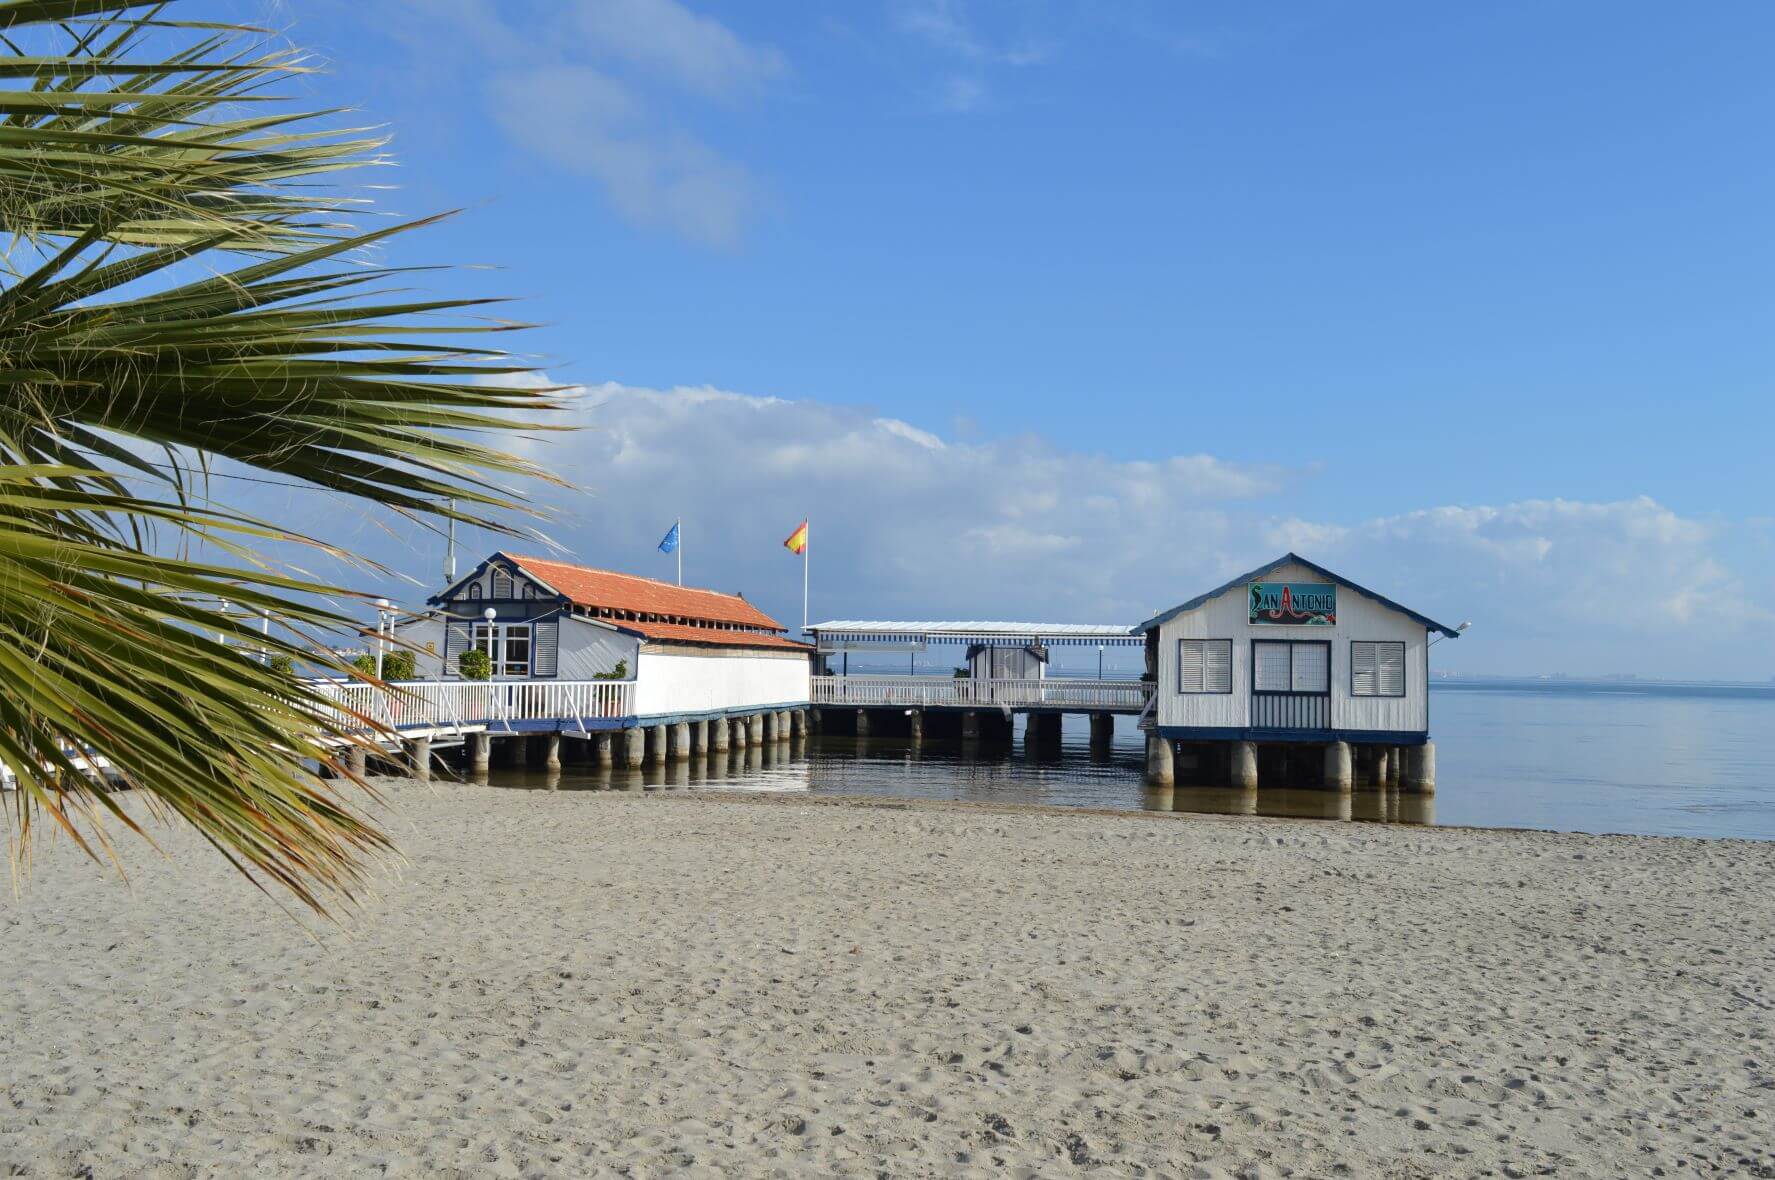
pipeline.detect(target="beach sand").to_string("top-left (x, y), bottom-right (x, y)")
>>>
top-left (3, 783), bottom-right (1771, 1178)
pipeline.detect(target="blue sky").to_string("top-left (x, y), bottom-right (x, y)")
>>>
top-left (245, 1), bottom-right (1773, 678)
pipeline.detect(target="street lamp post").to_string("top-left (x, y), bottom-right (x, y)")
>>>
top-left (483, 606), bottom-right (498, 675)
top-left (374, 598), bottom-right (391, 679)
top-left (1097, 644), bottom-right (1105, 680)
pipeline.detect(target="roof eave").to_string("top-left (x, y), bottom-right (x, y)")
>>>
top-left (1134, 552), bottom-right (1464, 639)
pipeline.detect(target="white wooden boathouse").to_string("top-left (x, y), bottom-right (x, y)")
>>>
top-left (1135, 553), bottom-right (1463, 793)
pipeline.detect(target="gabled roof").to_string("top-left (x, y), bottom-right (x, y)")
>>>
top-left (1133, 553), bottom-right (1463, 639)
top-left (434, 552), bottom-right (786, 632)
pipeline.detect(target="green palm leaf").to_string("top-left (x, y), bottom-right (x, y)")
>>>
top-left (1, 3), bottom-right (571, 914)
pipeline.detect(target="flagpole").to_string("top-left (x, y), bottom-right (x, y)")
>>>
top-left (676, 516), bottom-right (682, 586)
top-left (802, 519), bottom-right (809, 633)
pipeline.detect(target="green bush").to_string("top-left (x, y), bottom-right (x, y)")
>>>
top-left (593, 658), bottom-right (629, 682)
top-left (382, 650), bottom-right (417, 681)
top-left (350, 651), bottom-right (376, 677)
top-left (267, 653), bottom-right (295, 675)
top-left (457, 648), bottom-right (492, 681)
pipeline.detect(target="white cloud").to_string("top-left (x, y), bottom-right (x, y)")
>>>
top-left (892, 0), bottom-right (1052, 113)
top-left (570, 0), bottom-right (786, 99)
top-left (479, 384), bottom-right (1766, 678)
top-left (396, 0), bottom-right (780, 247)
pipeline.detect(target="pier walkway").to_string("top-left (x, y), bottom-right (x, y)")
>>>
top-left (307, 679), bottom-right (810, 778)
top-left (813, 675), bottom-right (1150, 713)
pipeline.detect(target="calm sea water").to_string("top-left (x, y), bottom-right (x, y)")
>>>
top-left (485, 682), bottom-right (1775, 840)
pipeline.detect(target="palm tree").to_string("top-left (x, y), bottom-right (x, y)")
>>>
top-left (0, 2), bottom-right (568, 914)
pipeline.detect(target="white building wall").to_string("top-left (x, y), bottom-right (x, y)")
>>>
top-left (394, 616), bottom-right (447, 679)
top-left (634, 646), bottom-right (811, 717)
top-left (1157, 560), bottom-right (1430, 735)
top-left (556, 619), bottom-right (639, 680)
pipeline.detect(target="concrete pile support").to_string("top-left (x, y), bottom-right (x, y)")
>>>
top-left (1089, 712), bottom-right (1115, 749)
top-left (961, 711), bottom-right (981, 741)
top-left (670, 721), bottom-right (691, 761)
top-left (347, 745), bottom-right (369, 778)
top-left (622, 727), bottom-right (646, 768)
top-left (763, 711), bottom-right (778, 744)
top-left (403, 736), bottom-right (431, 782)
top-left (544, 733), bottom-right (562, 771)
top-left (1230, 741), bottom-right (1259, 791)
top-left (907, 709), bottom-right (923, 743)
top-left (1373, 747), bottom-right (1390, 788)
top-left (1323, 741), bottom-right (1353, 794)
top-left (1403, 742), bottom-right (1437, 795)
top-left (595, 733), bottom-right (614, 767)
top-left (712, 716), bottom-right (731, 752)
top-left (748, 713), bottom-right (765, 747)
top-left (776, 710), bottom-right (792, 742)
top-left (791, 709), bottom-right (807, 739)
top-left (643, 723), bottom-right (665, 765)
top-left (1387, 747), bottom-right (1403, 788)
top-left (465, 733), bottom-right (489, 774)
top-left (1145, 733), bottom-right (1175, 785)
top-left (854, 709), bottom-right (870, 737)
top-left (691, 719), bottom-right (708, 756)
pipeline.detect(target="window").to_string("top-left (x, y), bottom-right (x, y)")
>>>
top-left (1253, 640), bottom-right (1331, 694)
top-left (1254, 641), bottom-right (1292, 691)
top-left (1352, 641), bottom-right (1406, 697)
top-left (1291, 643), bottom-right (1329, 693)
top-left (522, 583), bottom-right (537, 600)
top-left (501, 624), bottom-right (531, 677)
top-left (466, 584), bottom-right (482, 601)
top-left (1177, 639), bottom-right (1233, 693)
top-left (491, 570), bottom-right (513, 599)
top-left (470, 621), bottom-right (532, 677)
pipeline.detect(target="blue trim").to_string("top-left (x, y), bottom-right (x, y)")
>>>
top-left (1156, 725), bottom-right (1429, 746)
top-left (1133, 553), bottom-right (1463, 639)
top-left (378, 701), bottom-right (809, 735)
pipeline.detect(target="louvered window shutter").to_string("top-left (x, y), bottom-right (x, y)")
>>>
top-left (1352, 642), bottom-right (1377, 696)
top-left (1178, 640), bottom-right (1204, 692)
top-left (1377, 642), bottom-right (1405, 696)
top-left (1204, 641), bottom-right (1232, 693)
top-left (533, 619), bottom-right (559, 677)
top-left (445, 622), bottom-right (471, 676)
top-left (492, 570), bottom-right (513, 599)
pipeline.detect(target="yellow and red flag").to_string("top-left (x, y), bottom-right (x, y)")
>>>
top-left (783, 519), bottom-right (809, 555)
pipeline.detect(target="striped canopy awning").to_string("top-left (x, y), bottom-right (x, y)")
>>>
top-left (806, 621), bottom-right (1144, 651)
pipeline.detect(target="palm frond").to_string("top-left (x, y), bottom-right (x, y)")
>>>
top-left (1, 3), bottom-right (574, 915)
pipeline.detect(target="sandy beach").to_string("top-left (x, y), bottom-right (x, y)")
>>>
top-left (3, 784), bottom-right (1772, 1178)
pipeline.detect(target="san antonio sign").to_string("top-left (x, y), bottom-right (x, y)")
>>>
top-left (1249, 582), bottom-right (1337, 626)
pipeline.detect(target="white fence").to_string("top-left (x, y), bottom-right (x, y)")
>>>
top-left (813, 676), bottom-right (1152, 712)
top-left (310, 679), bottom-right (635, 733)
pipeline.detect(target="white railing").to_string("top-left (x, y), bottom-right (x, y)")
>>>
top-left (813, 676), bottom-right (1152, 711)
top-left (309, 679), bottom-right (635, 734)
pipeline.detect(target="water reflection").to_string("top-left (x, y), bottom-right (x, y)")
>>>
top-left (476, 716), bottom-right (1436, 828)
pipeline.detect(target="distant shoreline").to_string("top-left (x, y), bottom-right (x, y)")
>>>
top-left (1432, 677), bottom-right (1775, 701)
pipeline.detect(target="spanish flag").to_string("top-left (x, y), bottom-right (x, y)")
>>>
top-left (783, 519), bottom-right (809, 555)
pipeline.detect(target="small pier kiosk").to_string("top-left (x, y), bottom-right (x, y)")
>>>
top-left (1135, 554), bottom-right (1462, 794)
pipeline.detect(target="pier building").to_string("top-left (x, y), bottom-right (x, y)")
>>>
top-left (322, 553), bottom-right (813, 777)
top-left (1135, 553), bottom-right (1462, 794)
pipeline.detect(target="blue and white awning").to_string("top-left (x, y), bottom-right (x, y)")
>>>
top-left (806, 620), bottom-right (1143, 651)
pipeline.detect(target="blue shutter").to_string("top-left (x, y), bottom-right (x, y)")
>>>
top-left (533, 618), bottom-right (559, 678)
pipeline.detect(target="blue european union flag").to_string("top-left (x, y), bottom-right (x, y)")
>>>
top-left (658, 522), bottom-right (680, 553)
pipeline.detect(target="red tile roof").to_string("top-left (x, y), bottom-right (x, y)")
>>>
top-left (618, 621), bottom-right (812, 652)
top-left (502, 553), bottom-right (788, 632)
